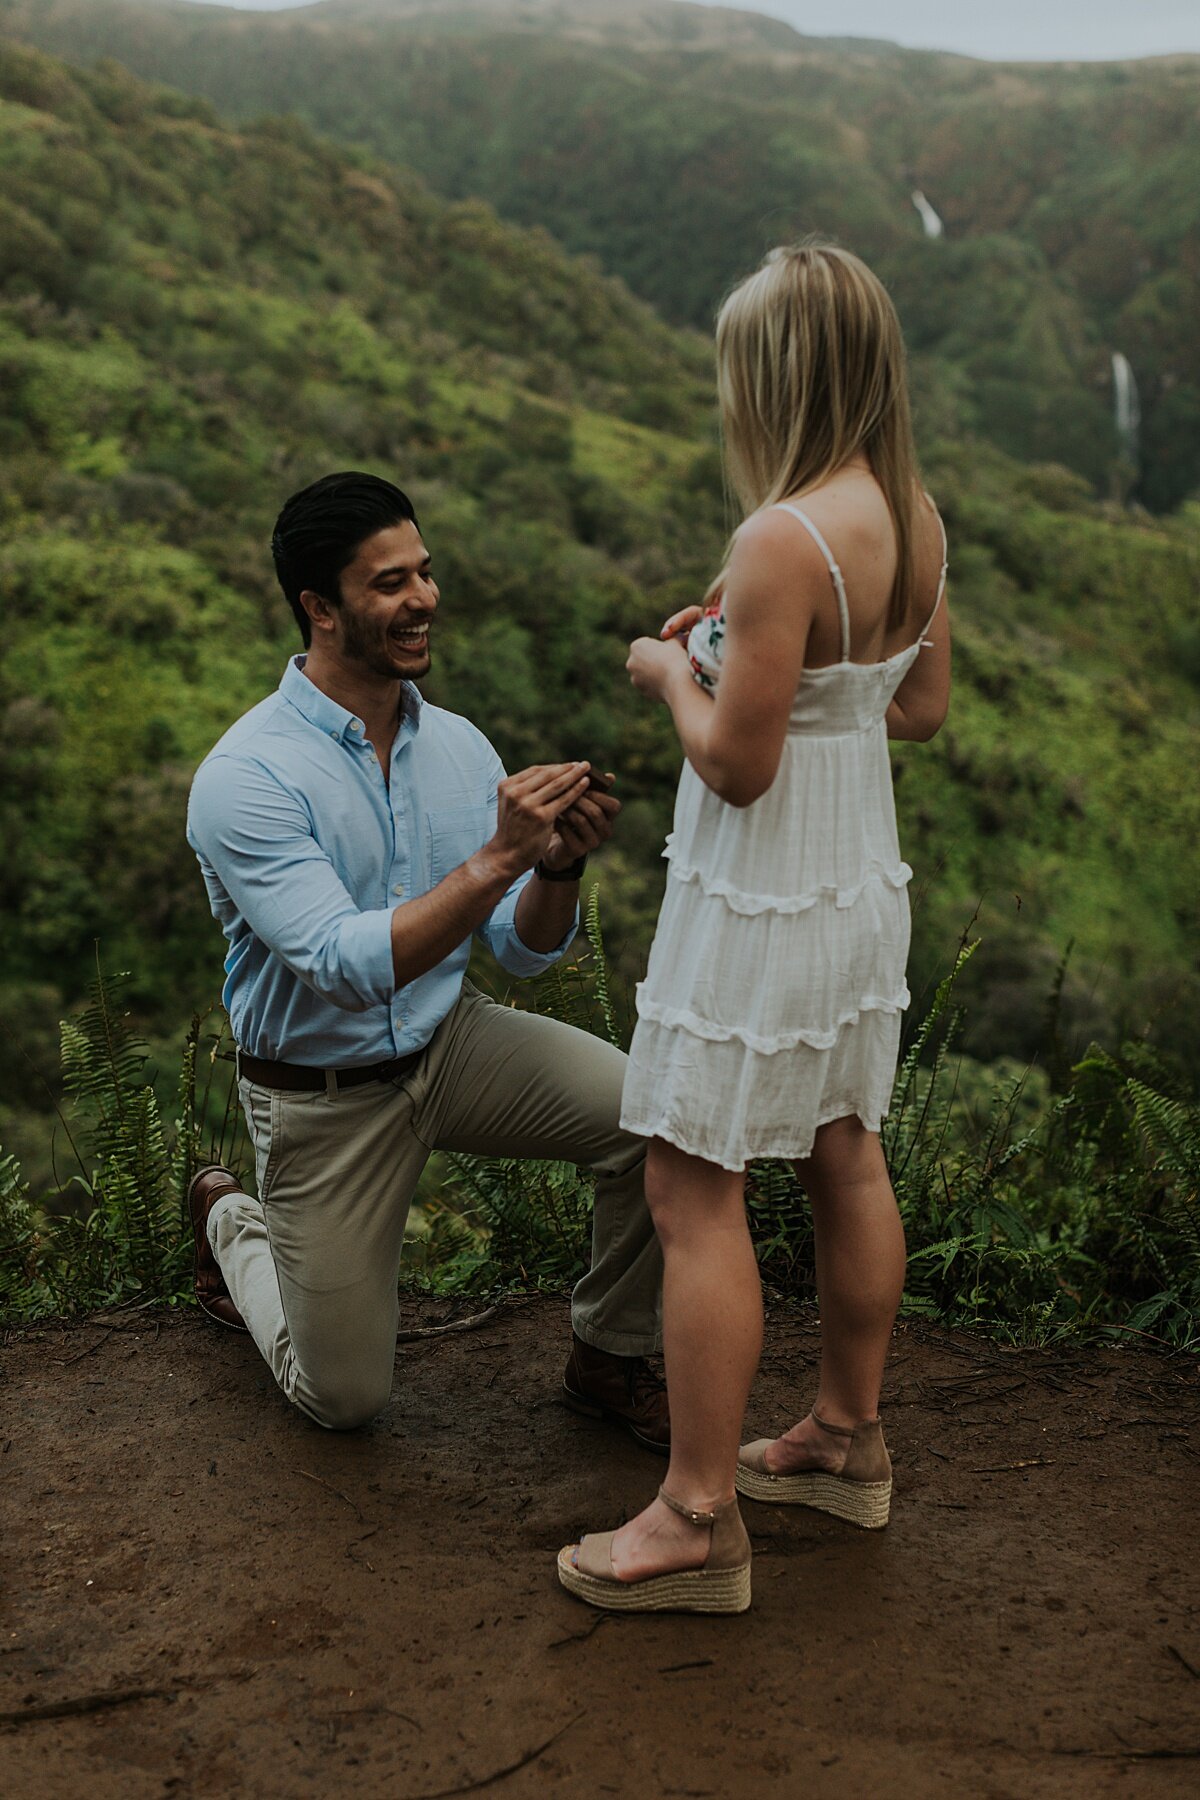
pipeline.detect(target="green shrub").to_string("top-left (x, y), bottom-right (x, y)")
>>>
top-left (2, 912), bottom-right (1197, 1355)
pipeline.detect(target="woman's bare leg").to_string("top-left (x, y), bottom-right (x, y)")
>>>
top-left (607, 1138), bottom-right (762, 1580)
top-left (763, 1115), bottom-right (905, 1475)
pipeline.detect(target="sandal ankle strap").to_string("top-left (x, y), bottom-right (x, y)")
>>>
top-left (658, 1486), bottom-right (725, 1526)
top-left (811, 1409), bottom-right (881, 1437)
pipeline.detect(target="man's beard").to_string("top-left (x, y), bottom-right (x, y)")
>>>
top-left (341, 606), bottom-right (431, 681)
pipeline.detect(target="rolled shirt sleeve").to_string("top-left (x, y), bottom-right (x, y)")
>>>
top-left (473, 747), bottom-right (579, 977)
top-left (188, 755), bottom-right (395, 1013)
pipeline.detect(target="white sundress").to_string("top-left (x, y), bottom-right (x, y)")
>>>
top-left (619, 502), bottom-right (948, 1172)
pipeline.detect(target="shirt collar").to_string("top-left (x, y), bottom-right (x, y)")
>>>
top-left (280, 656), bottom-right (424, 746)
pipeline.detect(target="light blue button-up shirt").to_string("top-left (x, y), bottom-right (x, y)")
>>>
top-left (186, 657), bottom-right (578, 1066)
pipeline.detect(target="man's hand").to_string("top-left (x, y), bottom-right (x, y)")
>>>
top-left (484, 762), bottom-right (592, 879)
top-left (541, 770), bottom-right (620, 872)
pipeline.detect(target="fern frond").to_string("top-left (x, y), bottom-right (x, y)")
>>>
top-left (583, 884), bottom-right (623, 1049)
top-left (0, 1148), bottom-right (53, 1322)
top-left (1127, 1080), bottom-right (1200, 1191)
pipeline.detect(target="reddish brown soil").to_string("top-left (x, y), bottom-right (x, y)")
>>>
top-left (2, 1297), bottom-right (1198, 1799)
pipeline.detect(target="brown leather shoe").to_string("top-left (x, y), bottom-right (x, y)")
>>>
top-left (188, 1165), bottom-right (247, 1331)
top-left (562, 1332), bottom-right (670, 1455)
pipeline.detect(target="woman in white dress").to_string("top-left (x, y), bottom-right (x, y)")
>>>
top-left (558, 241), bottom-right (951, 1613)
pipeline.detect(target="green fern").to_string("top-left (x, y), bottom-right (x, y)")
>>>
top-left (583, 884), bottom-right (624, 1049)
top-left (52, 958), bottom-right (186, 1307)
top-left (437, 1153), bottom-right (593, 1290)
top-left (0, 1148), bottom-right (52, 1320)
top-left (1127, 1080), bottom-right (1200, 1194)
top-left (0, 959), bottom-right (249, 1321)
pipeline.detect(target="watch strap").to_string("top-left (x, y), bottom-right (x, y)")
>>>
top-left (535, 854), bottom-right (588, 883)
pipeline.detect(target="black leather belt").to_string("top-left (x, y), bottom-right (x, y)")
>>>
top-left (236, 1048), bottom-right (422, 1093)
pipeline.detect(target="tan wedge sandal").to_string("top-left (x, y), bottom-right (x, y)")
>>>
top-left (736, 1412), bottom-right (892, 1529)
top-left (557, 1486), bottom-right (752, 1614)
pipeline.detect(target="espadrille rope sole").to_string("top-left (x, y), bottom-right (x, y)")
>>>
top-left (556, 1548), bottom-right (751, 1614)
top-left (735, 1462), bottom-right (892, 1529)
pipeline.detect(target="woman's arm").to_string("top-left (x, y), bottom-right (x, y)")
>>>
top-left (627, 512), bottom-right (815, 807)
top-left (885, 590), bottom-right (952, 741)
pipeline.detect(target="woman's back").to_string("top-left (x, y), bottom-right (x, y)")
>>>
top-left (684, 470), bottom-right (949, 743)
top-left (776, 471), bottom-right (947, 671)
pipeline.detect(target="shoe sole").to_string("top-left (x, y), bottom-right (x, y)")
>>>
top-left (189, 1166), bottom-right (248, 1332)
top-left (561, 1383), bottom-right (669, 1457)
top-left (735, 1463), bottom-right (892, 1529)
top-left (556, 1547), bottom-right (751, 1614)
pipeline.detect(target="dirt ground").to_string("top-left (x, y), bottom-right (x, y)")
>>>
top-left (2, 1296), bottom-right (1198, 1800)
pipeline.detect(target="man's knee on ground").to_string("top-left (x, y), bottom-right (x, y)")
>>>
top-left (300, 1369), bottom-right (394, 1432)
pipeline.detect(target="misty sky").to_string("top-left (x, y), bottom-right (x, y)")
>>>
top-left (191, 0), bottom-right (1200, 63)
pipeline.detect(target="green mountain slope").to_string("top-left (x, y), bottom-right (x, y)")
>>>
top-left (0, 37), bottom-right (1198, 1181)
top-left (3, 0), bottom-right (1198, 508)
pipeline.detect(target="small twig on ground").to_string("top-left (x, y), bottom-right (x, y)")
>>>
top-left (1167, 1645), bottom-right (1200, 1680)
top-left (317, 1704), bottom-right (421, 1741)
top-left (346, 1526), bottom-right (381, 1571)
top-left (92, 1296), bottom-right (165, 1319)
top-left (0, 1687), bottom-right (178, 1726)
top-left (1053, 1747), bottom-right (1200, 1761)
top-left (298, 1469), bottom-right (363, 1519)
top-left (970, 1458), bottom-right (1053, 1474)
top-left (953, 1381), bottom-right (1030, 1408)
top-left (55, 1328), bottom-right (117, 1366)
top-left (1119, 1418), bottom-right (1191, 1430)
top-left (548, 1613), bottom-right (612, 1650)
top-left (395, 1305), bottom-right (501, 1344)
top-left (403, 1712), bottom-right (583, 1798)
top-left (658, 1659), bottom-right (715, 1674)
top-left (1100, 1321), bottom-right (1182, 1350)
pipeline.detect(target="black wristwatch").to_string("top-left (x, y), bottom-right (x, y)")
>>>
top-left (535, 854), bottom-right (588, 883)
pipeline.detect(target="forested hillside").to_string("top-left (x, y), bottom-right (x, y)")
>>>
top-left (0, 34), bottom-right (1198, 1189)
top-left (3, 0), bottom-right (1199, 508)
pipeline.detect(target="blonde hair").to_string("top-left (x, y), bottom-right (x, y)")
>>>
top-left (713, 240), bottom-right (923, 628)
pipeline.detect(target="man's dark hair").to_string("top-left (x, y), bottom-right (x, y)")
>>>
top-left (271, 471), bottom-right (419, 646)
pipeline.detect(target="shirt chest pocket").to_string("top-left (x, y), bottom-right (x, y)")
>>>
top-left (426, 802), bottom-right (492, 887)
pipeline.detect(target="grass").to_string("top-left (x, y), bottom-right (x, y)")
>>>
top-left (2, 899), bottom-right (1196, 1353)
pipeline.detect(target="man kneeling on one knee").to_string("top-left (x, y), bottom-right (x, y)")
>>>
top-left (185, 471), bottom-right (666, 1445)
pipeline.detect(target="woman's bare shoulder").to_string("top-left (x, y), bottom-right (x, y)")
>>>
top-left (728, 504), bottom-right (838, 593)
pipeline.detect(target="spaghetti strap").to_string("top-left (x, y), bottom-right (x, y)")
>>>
top-left (773, 503), bottom-right (852, 662)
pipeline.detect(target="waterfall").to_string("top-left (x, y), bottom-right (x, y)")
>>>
top-left (1112, 352), bottom-right (1140, 465)
top-left (910, 190), bottom-right (944, 240)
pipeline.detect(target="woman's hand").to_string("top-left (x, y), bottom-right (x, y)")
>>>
top-left (660, 604), bottom-right (703, 642)
top-left (626, 634), bottom-right (690, 702)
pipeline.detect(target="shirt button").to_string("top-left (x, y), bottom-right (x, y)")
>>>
top-left (329, 729), bottom-right (338, 739)
top-left (351, 720), bottom-right (363, 732)
top-left (393, 884), bottom-right (405, 897)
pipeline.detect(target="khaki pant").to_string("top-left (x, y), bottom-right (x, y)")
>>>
top-left (209, 982), bottom-right (663, 1429)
